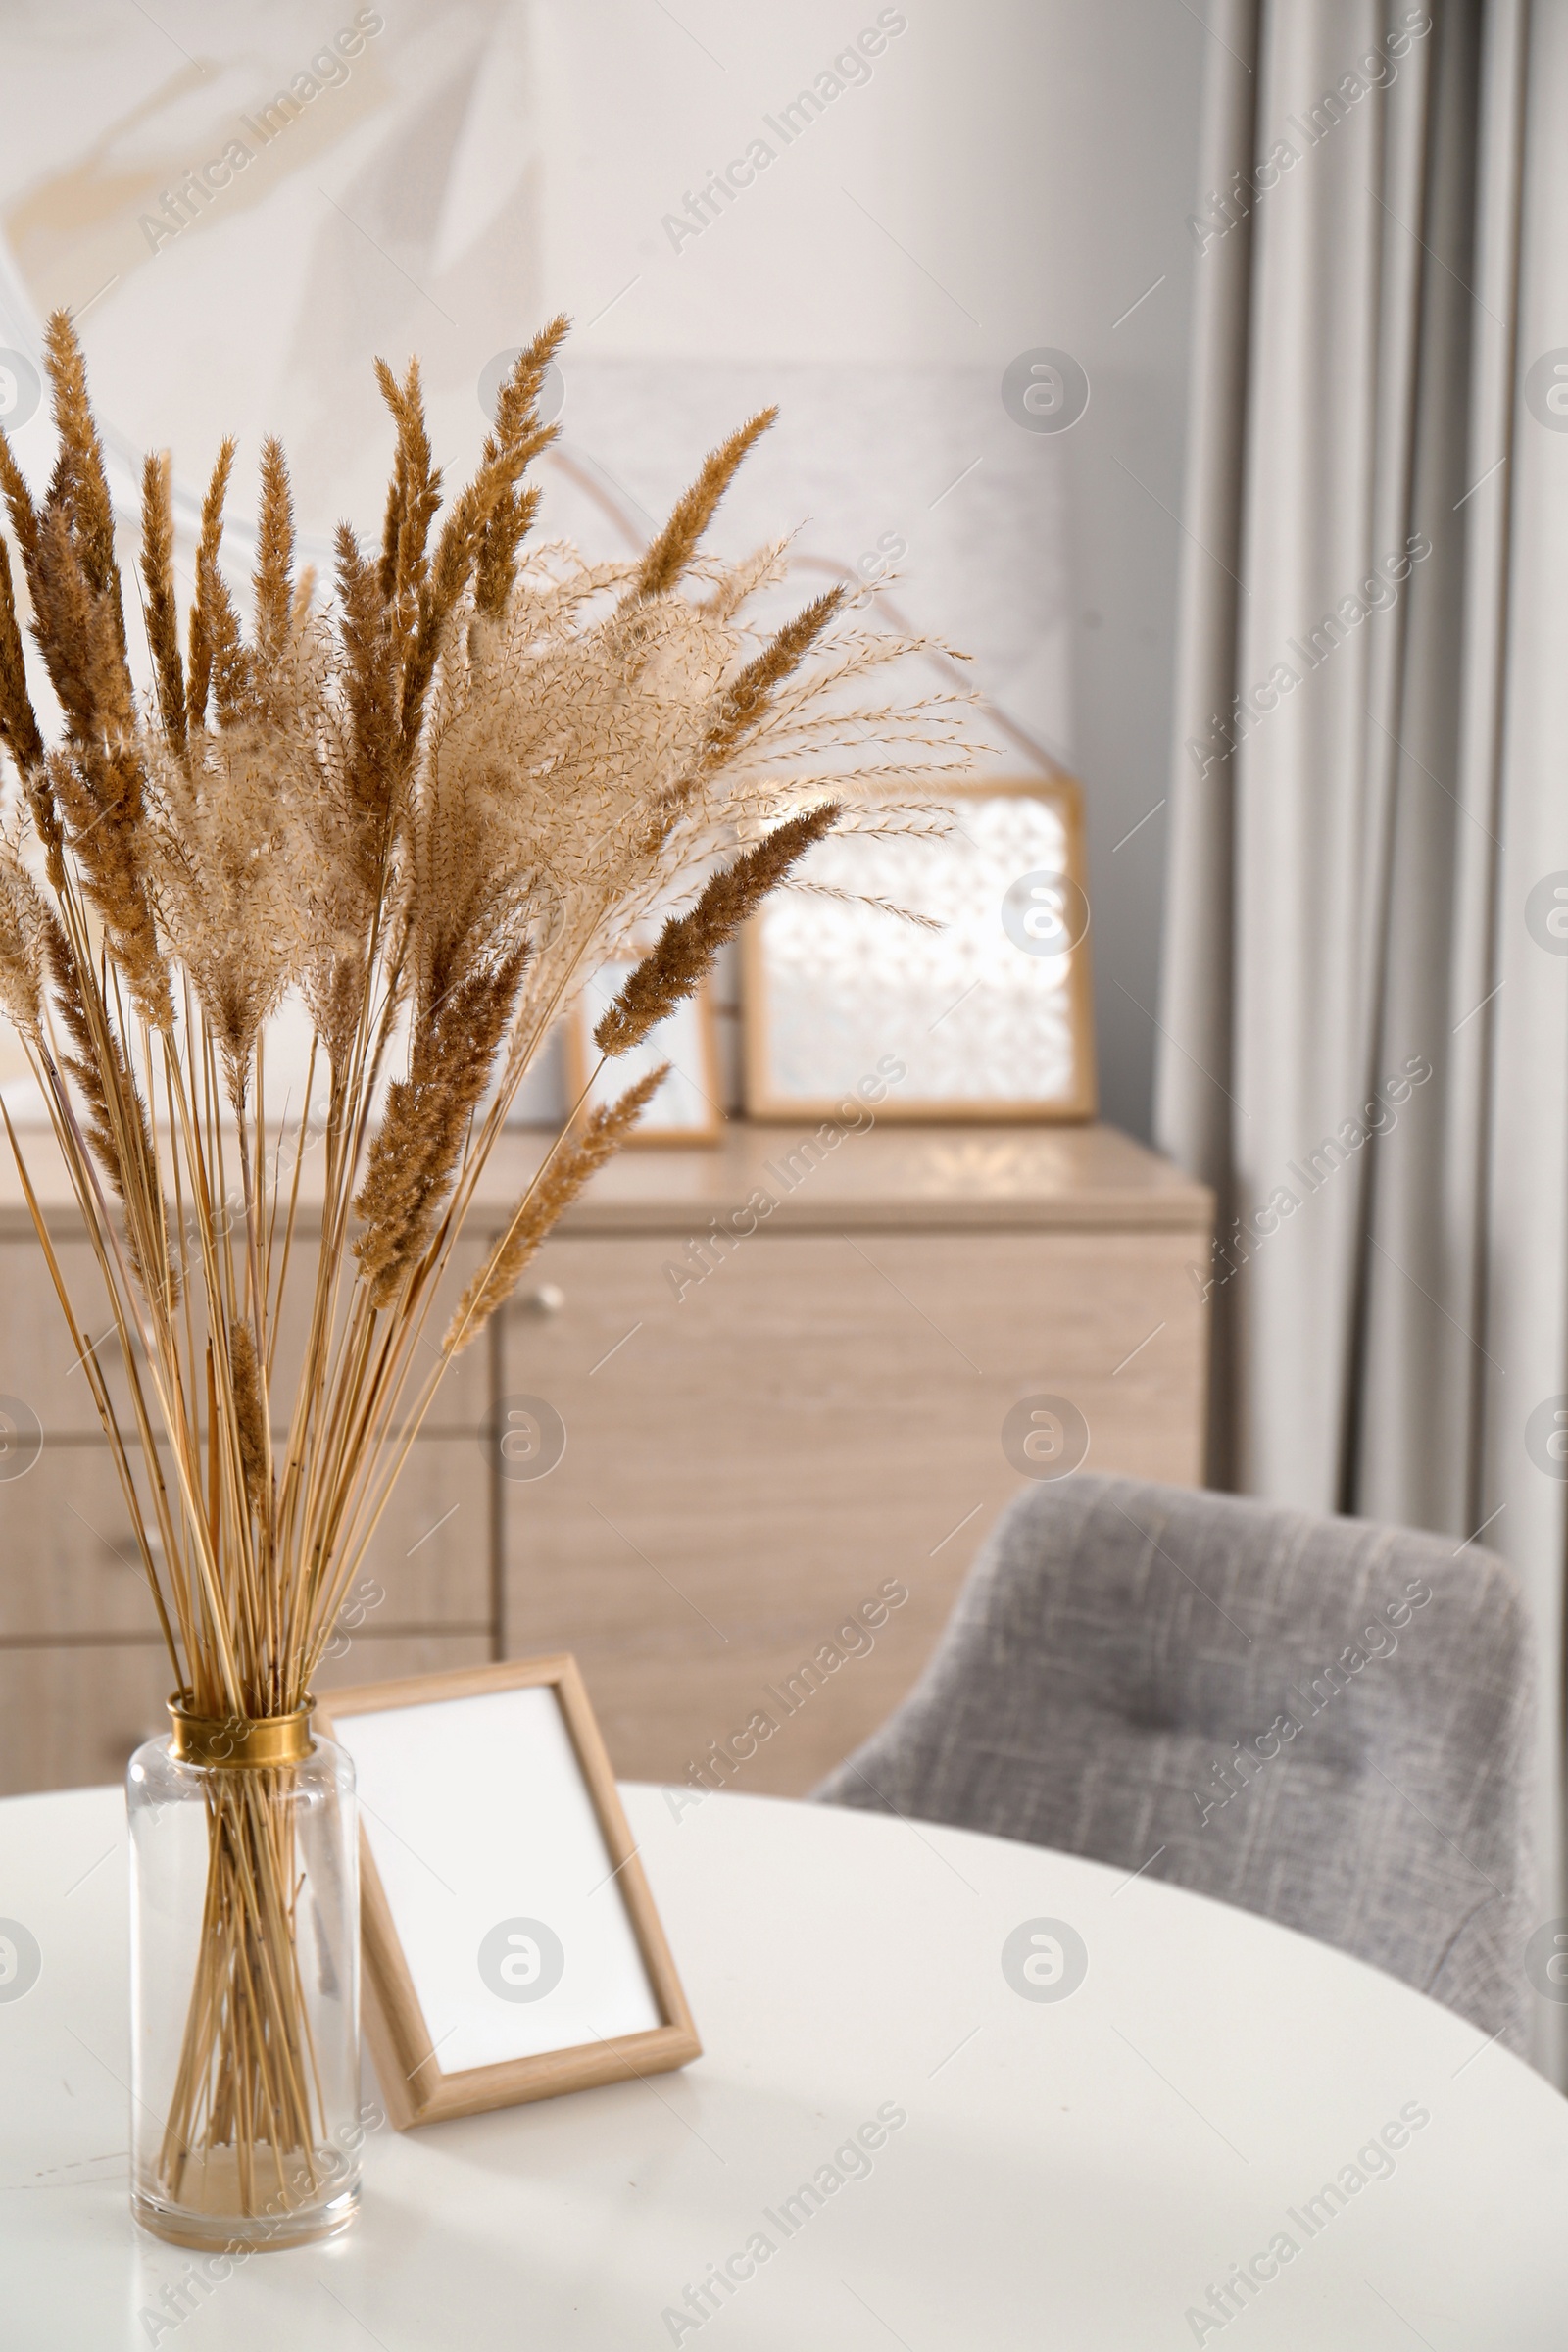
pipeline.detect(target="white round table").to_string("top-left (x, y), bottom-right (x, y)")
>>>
top-left (2, 1782), bottom-right (1565, 2347)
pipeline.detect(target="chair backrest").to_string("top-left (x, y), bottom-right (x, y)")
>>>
top-left (815, 1474), bottom-right (1535, 2045)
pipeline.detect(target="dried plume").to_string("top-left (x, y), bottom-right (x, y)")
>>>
top-left (41, 311), bottom-right (125, 656)
top-left (696, 586), bottom-right (846, 766)
top-left (139, 452), bottom-right (185, 750)
top-left (252, 436), bottom-right (296, 670)
top-left (473, 315), bottom-right (566, 620)
top-left (635, 408), bottom-right (776, 599)
top-left (228, 1320), bottom-right (270, 1515)
top-left (596, 803), bottom-right (840, 1056)
top-left (186, 436), bottom-right (237, 733)
top-left (353, 946), bottom-right (527, 1304)
top-left (16, 320), bottom-right (172, 1029)
top-left (446, 1064), bottom-right (667, 1349)
top-left (0, 851), bottom-right (49, 1035)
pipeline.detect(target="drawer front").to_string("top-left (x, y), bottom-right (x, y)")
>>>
top-left (0, 1630), bottom-right (494, 1798)
top-left (0, 1231), bottom-right (494, 1442)
top-left (0, 1239), bottom-right (113, 1439)
top-left (325, 1436), bottom-right (493, 1644)
top-left (500, 1225), bottom-right (1207, 1791)
top-left (0, 1437), bottom-right (491, 1640)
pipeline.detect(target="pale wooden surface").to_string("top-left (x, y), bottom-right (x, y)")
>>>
top-left (0, 1116), bottom-right (1210, 1229)
top-left (501, 1224), bottom-right (1207, 1794)
top-left (0, 1121), bottom-right (1211, 1797)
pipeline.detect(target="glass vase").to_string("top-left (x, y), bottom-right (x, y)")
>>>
top-left (127, 1699), bottom-right (361, 2250)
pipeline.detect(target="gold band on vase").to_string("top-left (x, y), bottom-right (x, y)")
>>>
top-left (168, 1695), bottom-right (317, 1769)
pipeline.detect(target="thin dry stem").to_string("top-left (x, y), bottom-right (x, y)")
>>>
top-left (596, 803), bottom-right (839, 1056)
top-left (447, 1062), bottom-right (665, 1348)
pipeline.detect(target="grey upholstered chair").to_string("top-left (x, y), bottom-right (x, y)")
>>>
top-left (816, 1474), bottom-right (1535, 2047)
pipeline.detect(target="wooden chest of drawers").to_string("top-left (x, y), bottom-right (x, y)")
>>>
top-left (0, 1123), bottom-right (1210, 1795)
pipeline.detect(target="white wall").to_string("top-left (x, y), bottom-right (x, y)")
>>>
top-left (0, 0), bottom-right (1204, 1134)
top-left (529, 0), bottom-right (1207, 1133)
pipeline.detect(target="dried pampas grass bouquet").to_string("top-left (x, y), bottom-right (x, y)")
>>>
top-left (0, 310), bottom-right (965, 2247)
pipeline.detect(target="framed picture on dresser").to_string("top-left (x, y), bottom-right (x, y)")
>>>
top-left (741, 771), bottom-right (1096, 1122)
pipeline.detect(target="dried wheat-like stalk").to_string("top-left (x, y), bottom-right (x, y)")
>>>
top-left (593, 803), bottom-right (839, 1057)
top-left (445, 1063), bottom-right (667, 1348)
top-left (0, 312), bottom-right (970, 2215)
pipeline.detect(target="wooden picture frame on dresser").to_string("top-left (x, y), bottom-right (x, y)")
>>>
top-left (741, 772), bottom-right (1097, 1122)
top-left (317, 1655), bottom-right (700, 2130)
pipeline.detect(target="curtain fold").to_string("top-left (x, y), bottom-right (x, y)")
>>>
top-left (1158, 0), bottom-right (1568, 2080)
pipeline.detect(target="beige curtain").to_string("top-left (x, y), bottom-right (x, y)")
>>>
top-left (1157, 0), bottom-right (1568, 2079)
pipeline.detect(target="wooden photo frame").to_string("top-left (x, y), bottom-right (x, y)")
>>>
top-left (742, 773), bottom-right (1097, 1123)
top-left (562, 961), bottom-right (724, 1145)
top-left (316, 1656), bottom-right (700, 2130)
